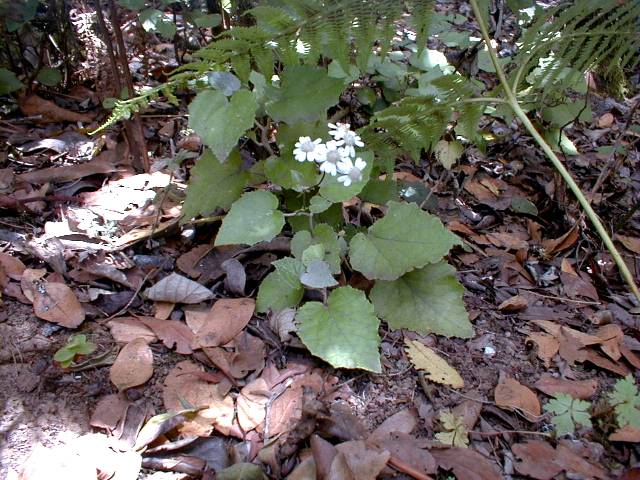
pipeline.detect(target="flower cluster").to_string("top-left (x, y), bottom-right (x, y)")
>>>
top-left (293, 123), bottom-right (366, 187)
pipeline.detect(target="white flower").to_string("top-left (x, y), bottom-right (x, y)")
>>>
top-left (337, 157), bottom-right (367, 187)
top-left (316, 140), bottom-right (348, 176)
top-left (341, 130), bottom-right (365, 157)
top-left (327, 122), bottom-right (351, 140)
top-left (293, 136), bottom-right (324, 162)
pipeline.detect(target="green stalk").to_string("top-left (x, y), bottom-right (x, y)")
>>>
top-left (469, 0), bottom-right (640, 302)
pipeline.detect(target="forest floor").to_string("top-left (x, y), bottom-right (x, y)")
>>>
top-left (2, 1), bottom-right (640, 480)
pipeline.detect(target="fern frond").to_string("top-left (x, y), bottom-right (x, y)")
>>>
top-left (511, 0), bottom-right (640, 94)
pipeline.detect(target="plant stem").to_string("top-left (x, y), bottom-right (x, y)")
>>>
top-left (469, 0), bottom-right (640, 302)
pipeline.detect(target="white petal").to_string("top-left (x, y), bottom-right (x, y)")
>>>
top-left (355, 139), bottom-right (364, 147)
top-left (354, 158), bottom-right (367, 170)
top-left (313, 138), bottom-right (323, 145)
top-left (294, 152), bottom-right (307, 162)
top-left (338, 175), bottom-right (352, 186)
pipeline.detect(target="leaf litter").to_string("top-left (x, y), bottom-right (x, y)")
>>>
top-left (4, 4), bottom-right (640, 480)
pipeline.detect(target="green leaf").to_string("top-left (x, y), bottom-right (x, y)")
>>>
top-left (189, 89), bottom-right (257, 161)
top-left (0, 68), bottom-right (22, 95)
top-left (349, 201), bottom-right (461, 280)
top-left (291, 224), bottom-right (344, 275)
top-left (118, 0), bottom-right (145, 9)
top-left (139, 9), bottom-right (176, 37)
top-left (609, 375), bottom-right (640, 429)
top-left (193, 13), bottom-right (221, 28)
top-left (297, 286), bottom-right (381, 372)
top-left (544, 393), bottom-right (592, 435)
top-left (36, 67), bottom-right (62, 86)
top-left (265, 155), bottom-right (319, 192)
top-left (434, 139), bottom-right (464, 169)
top-left (511, 197), bottom-right (538, 216)
top-left (300, 260), bottom-right (338, 288)
top-left (214, 190), bottom-right (284, 246)
top-left (318, 151), bottom-right (373, 203)
top-left (370, 262), bottom-right (472, 338)
top-left (208, 71), bottom-right (241, 96)
top-left (182, 149), bottom-right (249, 220)
top-left (256, 257), bottom-right (304, 313)
top-left (544, 129), bottom-right (579, 156)
top-left (301, 244), bottom-right (325, 266)
top-left (309, 195), bottom-right (333, 214)
top-left (360, 179), bottom-right (400, 205)
top-left (265, 65), bottom-right (345, 123)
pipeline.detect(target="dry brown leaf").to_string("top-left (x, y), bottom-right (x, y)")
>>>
top-left (193, 298), bottom-right (255, 348)
top-left (138, 317), bottom-right (195, 354)
top-left (615, 234), bottom-right (640, 254)
top-left (33, 282), bottom-right (85, 328)
top-left (144, 273), bottom-right (213, 304)
top-left (494, 378), bottom-right (541, 421)
top-left (0, 252), bottom-right (25, 280)
top-left (542, 226), bottom-right (579, 256)
top-left (311, 434), bottom-right (338, 480)
top-left (237, 378), bottom-right (269, 432)
top-left (596, 324), bottom-right (623, 361)
top-left (163, 360), bottom-right (226, 437)
top-left (221, 258), bottom-right (246, 295)
top-left (486, 232), bottom-right (528, 251)
top-left (199, 395), bottom-right (235, 436)
top-left (534, 375), bottom-right (598, 399)
top-left (560, 271), bottom-right (599, 301)
top-left (18, 94), bottom-right (95, 123)
top-left (176, 244), bottom-right (212, 278)
top-left (183, 305), bottom-right (210, 333)
top-left (452, 400), bottom-right (482, 431)
top-left (597, 112), bottom-right (614, 127)
top-left (110, 338), bottom-right (154, 391)
top-left (512, 441), bottom-right (563, 480)
top-left (554, 442), bottom-right (608, 479)
top-left (430, 447), bottom-right (501, 480)
top-left (90, 394), bottom-right (129, 431)
top-left (329, 440), bottom-right (390, 480)
top-left (405, 339), bottom-right (464, 389)
top-left (526, 332), bottom-right (559, 367)
top-left (610, 425), bottom-right (640, 442)
top-left (21, 268), bottom-right (46, 302)
top-left (107, 317), bottom-right (157, 344)
top-left (498, 294), bottom-right (529, 312)
top-left (584, 349), bottom-right (630, 376)
top-left (369, 431), bottom-right (437, 476)
top-left (620, 344), bottom-right (640, 369)
top-left (369, 409), bottom-right (418, 440)
top-left (154, 301), bottom-right (174, 320)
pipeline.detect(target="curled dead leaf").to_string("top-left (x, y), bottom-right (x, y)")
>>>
top-left (0, 252), bottom-right (25, 280)
top-left (526, 332), bottom-right (559, 367)
top-left (534, 375), bottom-right (597, 400)
top-left (498, 294), bottom-right (528, 312)
top-left (494, 377), bottom-right (541, 422)
top-left (144, 273), bottom-right (213, 304)
top-left (110, 338), bottom-right (154, 391)
top-left (193, 298), bottom-right (255, 348)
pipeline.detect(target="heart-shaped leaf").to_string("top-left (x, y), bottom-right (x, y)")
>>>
top-left (256, 257), bottom-right (304, 313)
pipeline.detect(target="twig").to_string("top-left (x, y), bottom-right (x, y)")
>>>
top-left (525, 289), bottom-right (601, 305)
top-left (387, 455), bottom-right (434, 480)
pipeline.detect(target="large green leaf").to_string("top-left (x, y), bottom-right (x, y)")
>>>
top-left (349, 201), bottom-right (460, 280)
top-left (297, 286), bottom-right (381, 372)
top-left (256, 257), bottom-right (304, 313)
top-left (291, 224), bottom-right (344, 274)
top-left (318, 151), bottom-right (373, 203)
top-left (189, 89), bottom-right (257, 161)
top-left (265, 155), bottom-right (319, 192)
top-left (0, 68), bottom-right (22, 95)
top-left (215, 191), bottom-right (284, 246)
top-left (139, 8), bottom-right (176, 37)
top-left (265, 65), bottom-right (345, 123)
top-left (370, 262), bottom-right (473, 338)
top-left (36, 67), bottom-right (62, 86)
top-left (182, 149), bottom-right (249, 220)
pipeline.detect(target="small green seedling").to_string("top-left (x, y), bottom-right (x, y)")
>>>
top-left (544, 393), bottom-right (592, 435)
top-left (53, 334), bottom-right (96, 368)
top-left (609, 375), bottom-right (640, 429)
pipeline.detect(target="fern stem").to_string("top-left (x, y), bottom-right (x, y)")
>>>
top-left (460, 97), bottom-right (508, 105)
top-left (469, 0), bottom-right (640, 302)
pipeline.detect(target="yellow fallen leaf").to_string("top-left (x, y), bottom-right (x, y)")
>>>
top-left (404, 339), bottom-right (464, 389)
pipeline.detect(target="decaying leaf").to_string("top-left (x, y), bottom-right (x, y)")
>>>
top-left (90, 394), bottom-right (129, 432)
top-left (405, 339), bottom-right (464, 388)
top-left (110, 338), bottom-right (154, 391)
top-left (107, 317), bottom-right (158, 344)
top-left (498, 294), bottom-right (528, 312)
top-left (526, 332), bottom-right (559, 367)
top-left (0, 252), bottom-right (26, 280)
top-left (268, 308), bottom-right (297, 342)
top-left (193, 298), bottom-right (255, 348)
top-left (494, 377), bottom-right (541, 421)
top-left (237, 378), bottom-right (269, 432)
top-left (329, 440), bottom-right (390, 480)
top-left (430, 447), bottom-right (501, 480)
top-left (435, 410), bottom-right (469, 447)
top-left (33, 282), bottom-right (85, 328)
top-left (139, 317), bottom-right (195, 354)
top-left (610, 425), bottom-right (640, 442)
top-left (144, 273), bottom-right (213, 304)
top-left (534, 375), bottom-right (598, 400)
